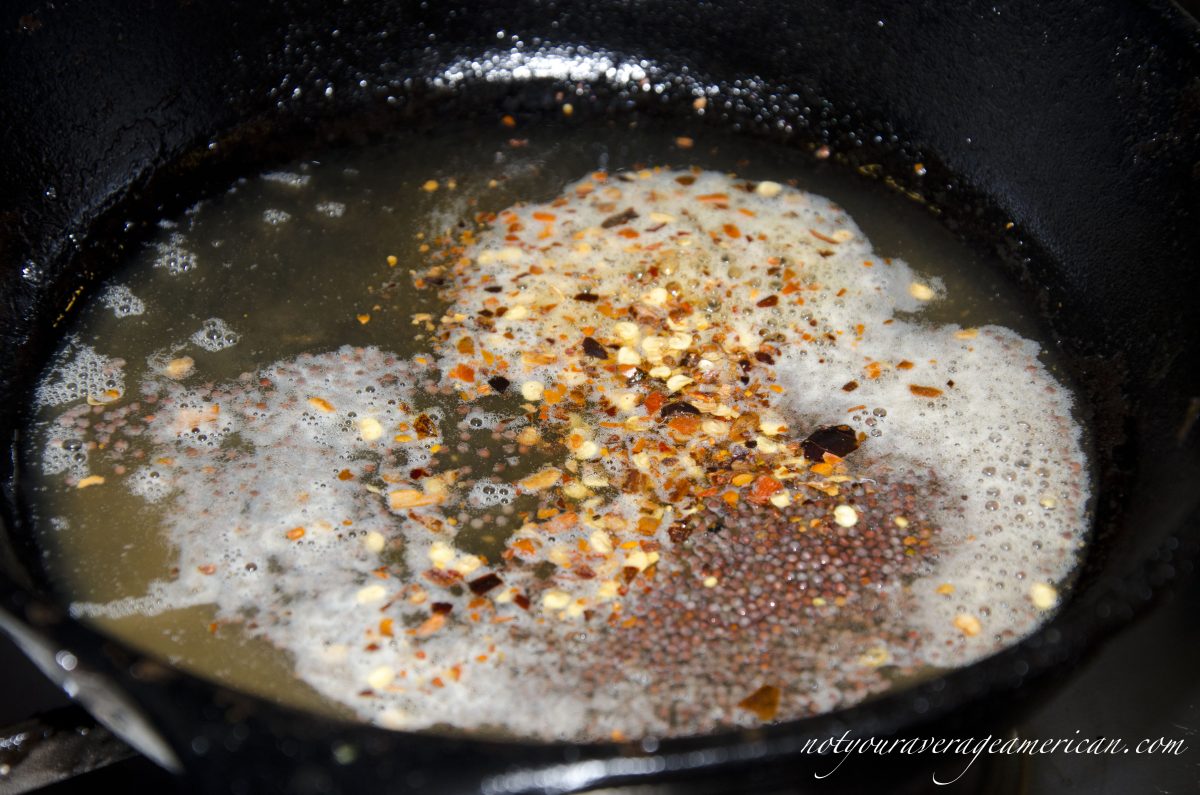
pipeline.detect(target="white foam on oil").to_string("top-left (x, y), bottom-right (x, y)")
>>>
top-left (189, 318), bottom-right (240, 352)
top-left (151, 233), bottom-right (198, 275)
top-left (315, 201), bottom-right (346, 218)
top-left (467, 480), bottom-right (516, 508)
top-left (34, 338), bottom-right (125, 408)
top-left (774, 322), bottom-right (1086, 664)
top-left (40, 169), bottom-right (1091, 742)
top-left (261, 171), bottom-right (312, 189)
top-left (262, 209), bottom-right (292, 226)
top-left (99, 284), bottom-right (146, 318)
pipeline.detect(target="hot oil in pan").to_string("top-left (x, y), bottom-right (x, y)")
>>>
top-left (22, 118), bottom-right (1091, 739)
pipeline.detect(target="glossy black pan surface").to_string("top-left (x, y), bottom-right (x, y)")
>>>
top-left (1, 1), bottom-right (1198, 792)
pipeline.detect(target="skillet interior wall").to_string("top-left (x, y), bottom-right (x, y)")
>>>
top-left (0, 2), bottom-right (1197, 790)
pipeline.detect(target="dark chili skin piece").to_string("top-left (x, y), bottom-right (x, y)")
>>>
top-left (468, 572), bottom-right (503, 595)
top-left (600, 208), bottom-right (639, 228)
top-left (582, 337), bottom-right (609, 359)
top-left (802, 424), bottom-right (860, 461)
top-left (660, 401), bottom-right (701, 419)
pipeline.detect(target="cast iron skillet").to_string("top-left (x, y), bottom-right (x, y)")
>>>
top-left (1, 1), bottom-right (1198, 792)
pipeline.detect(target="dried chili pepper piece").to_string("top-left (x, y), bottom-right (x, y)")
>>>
top-left (468, 573), bottom-right (503, 595)
top-left (582, 337), bottom-right (609, 359)
top-left (738, 684), bottom-right (781, 721)
top-left (600, 208), bottom-right (639, 228)
top-left (413, 414), bottom-right (438, 439)
top-left (802, 424), bottom-right (859, 461)
top-left (659, 401), bottom-right (701, 419)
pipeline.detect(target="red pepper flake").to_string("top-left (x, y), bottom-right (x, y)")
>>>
top-left (802, 425), bottom-right (859, 462)
top-left (431, 602), bottom-right (454, 615)
top-left (513, 592), bottom-right (531, 610)
top-left (337, 469), bottom-right (354, 481)
top-left (658, 400), bottom-right (699, 418)
top-left (667, 416), bottom-right (701, 435)
top-left (582, 337), bottom-right (609, 359)
top-left (500, 115), bottom-right (517, 128)
top-left (532, 211), bottom-right (557, 222)
top-left (573, 292), bottom-right (600, 302)
top-left (897, 360), bottom-right (915, 370)
top-left (729, 411), bottom-right (760, 442)
top-left (413, 413), bottom-right (438, 439)
top-left (423, 568), bottom-right (463, 587)
top-left (756, 294), bottom-right (779, 308)
top-left (749, 475), bottom-right (783, 503)
top-left (450, 363), bottom-right (476, 383)
top-left (286, 527), bottom-right (306, 541)
top-left (456, 337), bottom-right (475, 355)
top-left (667, 520), bottom-right (695, 544)
top-left (738, 684), bottom-right (781, 721)
top-left (643, 392), bottom-right (667, 416)
top-left (841, 380), bottom-right (859, 392)
top-left (468, 572), bottom-right (503, 595)
top-left (511, 538), bottom-right (537, 556)
top-left (697, 193), bottom-right (729, 203)
top-left (909, 384), bottom-right (944, 398)
top-left (810, 229), bottom-right (839, 244)
top-left (413, 613), bottom-right (446, 637)
top-left (197, 564), bottom-right (217, 575)
top-left (676, 175), bottom-right (696, 186)
top-left (723, 223), bottom-right (742, 238)
top-left (600, 208), bottom-right (639, 228)
top-left (379, 618), bottom-right (394, 637)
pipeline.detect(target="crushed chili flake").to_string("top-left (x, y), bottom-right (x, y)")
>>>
top-left (737, 685), bottom-right (782, 721)
top-left (802, 425), bottom-right (859, 462)
top-left (468, 573), bottom-right (503, 595)
top-left (659, 401), bottom-right (700, 419)
top-left (413, 414), bottom-right (438, 439)
top-left (582, 337), bottom-right (609, 359)
top-left (600, 208), bottom-right (639, 229)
